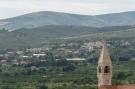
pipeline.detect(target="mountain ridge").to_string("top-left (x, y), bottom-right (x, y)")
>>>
top-left (1, 11), bottom-right (135, 31)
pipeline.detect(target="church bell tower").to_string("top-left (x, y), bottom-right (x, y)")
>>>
top-left (97, 42), bottom-right (112, 87)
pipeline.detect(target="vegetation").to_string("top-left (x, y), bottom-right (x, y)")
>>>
top-left (0, 10), bottom-right (135, 89)
top-left (0, 25), bottom-right (135, 48)
top-left (1, 11), bottom-right (135, 30)
top-left (0, 60), bottom-right (134, 89)
top-left (0, 45), bottom-right (134, 89)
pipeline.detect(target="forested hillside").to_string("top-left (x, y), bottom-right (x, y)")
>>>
top-left (1, 11), bottom-right (135, 30)
top-left (0, 25), bottom-right (134, 48)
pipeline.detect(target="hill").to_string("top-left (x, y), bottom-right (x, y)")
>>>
top-left (95, 11), bottom-right (135, 26)
top-left (0, 11), bottom-right (106, 31)
top-left (1, 11), bottom-right (135, 30)
top-left (0, 25), bottom-right (134, 48)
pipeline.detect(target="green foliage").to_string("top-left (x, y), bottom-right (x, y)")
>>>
top-left (0, 25), bottom-right (134, 48)
top-left (37, 84), bottom-right (48, 89)
top-left (0, 28), bottom-right (8, 33)
top-left (0, 61), bottom-right (134, 89)
top-left (1, 11), bottom-right (135, 30)
top-left (63, 63), bottom-right (76, 72)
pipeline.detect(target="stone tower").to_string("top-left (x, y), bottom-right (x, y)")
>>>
top-left (97, 42), bottom-right (112, 87)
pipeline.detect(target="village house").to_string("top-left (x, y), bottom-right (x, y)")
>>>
top-left (66, 58), bottom-right (86, 64)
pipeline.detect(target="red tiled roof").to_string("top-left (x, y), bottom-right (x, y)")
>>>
top-left (99, 85), bottom-right (135, 89)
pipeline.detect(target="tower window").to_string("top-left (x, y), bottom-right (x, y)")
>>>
top-left (104, 66), bottom-right (110, 73)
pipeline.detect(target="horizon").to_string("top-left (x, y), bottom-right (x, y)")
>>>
top-left (0, 0), bottom-right (135, 19)
top-left (0, 10), bottom-right (135, 20)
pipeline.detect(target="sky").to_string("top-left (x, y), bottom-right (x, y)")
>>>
top-left (0, 0), bottom-right (135, 19)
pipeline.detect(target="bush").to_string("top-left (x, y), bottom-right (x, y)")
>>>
top-left (37, 84), bottom-right (48, 89)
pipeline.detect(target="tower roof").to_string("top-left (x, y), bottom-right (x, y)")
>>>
top-left (98, 42), bottom-right (112, 64)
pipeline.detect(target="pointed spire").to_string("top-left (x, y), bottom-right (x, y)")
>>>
top-left (98, 41), bottom-right (112, 64)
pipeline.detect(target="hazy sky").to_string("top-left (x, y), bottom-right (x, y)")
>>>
top-left (0, 0), bottom-right (135, 19)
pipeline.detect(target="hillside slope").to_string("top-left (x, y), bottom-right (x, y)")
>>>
top-left (0, 25), bottom-right (134, 48)
top-left (0, 11), bottom-right (106, 30)
top-left (95, 11), bottom-right (135, 26)
top-left (1, 11), bottom-right (135, 30)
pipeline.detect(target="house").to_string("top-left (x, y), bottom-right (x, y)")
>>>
top-left (66, 58), bottom-right (86, 64)
top-left (66, 58), bottom-right (86, 61)
top-left (26, 48), bottom-right (45, 53)
top-left (12, 59), bottom-right (19, 65)
top-left (97, 42), bottom-right (135, 89)
top-left (33, 54), bottom-right (46, 57)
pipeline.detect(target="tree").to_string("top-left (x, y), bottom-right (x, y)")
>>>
top-left (63, 63), bottom-right (76, 72)
top-left (37, 84), bottom-right (48, 89)
top-left (45, 52), bottom-right (56, 66)
top-left (1, 85), bottom-right (14, 89)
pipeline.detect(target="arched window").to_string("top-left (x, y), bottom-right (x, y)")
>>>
top-left (104, 66), bottom-right (110, 73)
top-left (98, 66), bottom-right (101, 73)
